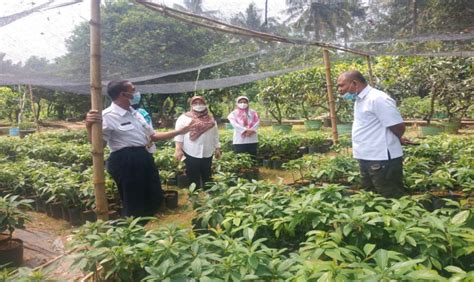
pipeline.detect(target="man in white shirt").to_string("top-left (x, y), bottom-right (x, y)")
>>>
top-left (85, 80), bottom-right (190, 217)
top-left (337, 71), bottom-right (409, 198)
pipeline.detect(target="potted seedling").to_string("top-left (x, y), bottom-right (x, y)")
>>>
top-left (0, 194), bottom-right (32, 267)
top-left (176, 161), bottom-right (189, 189)
top-left (335, 108), bottom-right (353, 135)
top-left (160, 170), bottom-right (179, 209)
top-left (271, 156), bottom-right (284, 170)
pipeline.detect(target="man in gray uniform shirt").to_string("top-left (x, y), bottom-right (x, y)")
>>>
top-left (86, 80), bottom-right (191, 217)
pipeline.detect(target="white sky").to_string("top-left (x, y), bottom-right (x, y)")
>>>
top-left (0, 0), bottom-right (287, 63)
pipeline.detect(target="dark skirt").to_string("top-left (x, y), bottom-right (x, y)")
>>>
top-left (107, 147), bottom-right (164, 217)
top-left (233, 143), bottom-right (258, 157)
top-left (184, 152), bottom-right (213, 189)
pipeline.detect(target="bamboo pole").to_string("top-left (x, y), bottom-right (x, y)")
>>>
top-left (366, 55), bottom-right (375, 86)
top-left (323, 49), bottom-right (338, 144)
top-left (28, 85), bottom-right (40, 132)
top-left (90, 0), bottom-right (108, 221)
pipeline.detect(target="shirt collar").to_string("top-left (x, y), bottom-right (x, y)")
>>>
top-left (111, 102), bottom-right (130, 116)
top-left (357, 85), bottom-right (371, 100)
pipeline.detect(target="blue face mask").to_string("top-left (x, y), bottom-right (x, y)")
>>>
top-left (342, 92), bottom-right (357, 101)
top-left (131, 91), bottom-right (141, 105)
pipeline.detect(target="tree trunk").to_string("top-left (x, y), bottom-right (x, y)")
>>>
top-left (275, 101), bottom-right (282, 124)
top-left (301, 99), bottom-right (308, 120)
top-left (35, 100), bottom-right (41, 122)
top-left (35, 102), bottom-right (41, 121)
top-left (427, 90), bottom-right (437, 125)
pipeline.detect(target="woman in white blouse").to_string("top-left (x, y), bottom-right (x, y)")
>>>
top-left (227, 96), bottom-right (260, 159)
top-left (174, 96), bottom-right (221, 188)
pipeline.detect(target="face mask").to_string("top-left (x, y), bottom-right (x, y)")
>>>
top-left (192, 104), bottom-right (207, 112)
top-left (131, 91), bottom-right (141, 105)
top-left (342, 92), bottom-right (357, 101)
top-left (237, 103), bottom-right (248, 109)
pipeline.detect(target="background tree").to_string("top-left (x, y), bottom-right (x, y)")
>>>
top-left (230, 2), bottom-right (280, 32)
top-left (0, 87), bottom-right (22, 123)
top-left (257, 76), bottom-right (299, 124)
top-left (284, 0), bottom-right (365, 42)
top-left (172, 0), bottom-right (219, 17)
top-left (362, 0), bottom-right (472, 54)
top-left (374, 56), bottom-right (473, 122)
top-left (56, 0), bottom-right (226, 81)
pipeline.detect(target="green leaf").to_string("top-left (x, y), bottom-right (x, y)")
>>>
top-left (406, 235), bottom-right (417, 247)
top-left (343, 224), bottom-right (352, 237)
top-left (406, 269), bottom-right (444, 280)
top-left (450, 210), bottom-right (470, 225)
top-left (430, 257), bottom-right (442, 270)
top-left (444, 266), bottom-right (466, 274)
top-left (429, 216), bottom-right (446, 231)
top-left (248, 254), bottom-right (259, 269)
top-left (363, 243), bottom-right (376, 256)
top-left (325, 249), bottom-right (344, 262)
top-left (191, 258), bottom-right (202, 276)
top-left (374, 249), bottom-right (388, 269)
top-left (317, 272), bottom-right (332, 282)
top-left (244, 227), bottom-right (255, 241)
top-left (390, 258), bottom-right (424, 273)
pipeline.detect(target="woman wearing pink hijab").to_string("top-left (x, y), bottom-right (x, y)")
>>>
top-left (175, 96), bottom-right (221, 189)
top-left (227, 96), bottom-right (260, 159)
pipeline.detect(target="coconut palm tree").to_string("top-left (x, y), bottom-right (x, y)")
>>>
top-left (284, 0), bottom-right (365, 43)
top-left (231, 2), bottom-right (279, 32)
top-left (173, 0), bottom-right (219, 18)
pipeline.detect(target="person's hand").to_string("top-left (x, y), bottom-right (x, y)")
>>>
top-left (177, 120), bottom-right (195, 135)
top-left (85, 110), bottom-right (101, 128)
top-left (242, 129), bottom-right (255, 137)
top-left (214, 148), bottom-right (222, 159)
top-left (246, 129), bottom-right (256, 136)
top-left (400, 136), bottom-right (418, 145)
top-left (174, 150), bottom-right (184, 161)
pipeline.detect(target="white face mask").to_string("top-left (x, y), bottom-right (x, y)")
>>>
top-left (237, 103), bottom-right (248, 109)
top-left (192, 105), bottom-right (207, 112)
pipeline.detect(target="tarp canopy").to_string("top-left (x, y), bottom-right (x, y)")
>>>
top-left (0, 0), bottom-right (472, 94)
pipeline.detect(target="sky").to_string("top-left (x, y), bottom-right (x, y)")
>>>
top-left (0, 0), bottom-right (288, 63)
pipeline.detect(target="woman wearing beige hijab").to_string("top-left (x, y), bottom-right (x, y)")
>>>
top-left (174, 96), bottom-right (221, 188)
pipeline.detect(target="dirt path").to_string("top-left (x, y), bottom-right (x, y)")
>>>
top-left (11, 212), bottom-right (85, 280)
top-left (38, 120), bottom-right (86, 131)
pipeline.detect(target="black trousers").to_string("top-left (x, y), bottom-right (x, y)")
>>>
top-left (106, 147), bottom-right (164, 217)
top-left (233, 143), bottom-right (258, 159)
top-left (358, 157), bottom-right (404, 198)
top-left (184, 152), bottom-right (213, 189)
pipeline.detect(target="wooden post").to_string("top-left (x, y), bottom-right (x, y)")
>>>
top-left (366, 55), bottom-right (375, 86)
top-left (323, 49), bottom-right (338, 144)
top-left (28, 85), bottom-right (40, 132)
top-left (90, 0), bottom-right (108, 220)
top-left (17, 85), bottom-right (27, 126)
